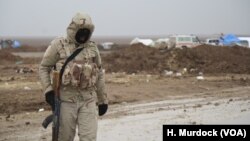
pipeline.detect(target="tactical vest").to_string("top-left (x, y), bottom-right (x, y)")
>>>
top-left (55, 40), bottom-right (99, 89)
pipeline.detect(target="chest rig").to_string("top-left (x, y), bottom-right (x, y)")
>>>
top-left (56, 41), bottom-right (98, 89)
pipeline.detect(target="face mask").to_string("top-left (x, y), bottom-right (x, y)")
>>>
top-left (75, 28), bottom-right (90, 44)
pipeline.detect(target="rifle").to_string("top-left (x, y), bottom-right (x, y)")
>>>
top-left (42, 47), bottom-right (84, 141)
top-left (42, 71), bottom-right (61, 141)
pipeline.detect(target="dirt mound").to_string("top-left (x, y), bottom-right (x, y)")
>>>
top-left (0, 50), bottom-right (22, 64)
top-left (103, 44), bottom-right (168, 73)
top-left (103, 44), bottom-right (250, 74)
top-left (172, 45), bottom-right (250, 73)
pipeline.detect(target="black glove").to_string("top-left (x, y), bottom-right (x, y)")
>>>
top-left (45, 91), bottom-right (55, 111)
top-left (98, 104), bottom-right (108, 116)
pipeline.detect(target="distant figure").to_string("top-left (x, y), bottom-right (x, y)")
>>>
top-left (220, 33), bottom-right (224, 41)
top-left (219, 33), bottom-right (224, 46)
top-left (0, 40), bottom-right (2, 49)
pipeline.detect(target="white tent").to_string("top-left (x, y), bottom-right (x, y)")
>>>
top-left (130, 38), bottom-right (155, 47)
top-left (101, 42), bottom-right (114, 50)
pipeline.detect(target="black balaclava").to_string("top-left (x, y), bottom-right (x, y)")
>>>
top-left (75, 28), bottom-right (91, 44)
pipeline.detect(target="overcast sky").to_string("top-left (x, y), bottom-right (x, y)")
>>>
top-left (0, 0), bottom-right (249, 37)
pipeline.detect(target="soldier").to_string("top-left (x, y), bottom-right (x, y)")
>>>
top-left (39, 12), bottom-right (108, 141)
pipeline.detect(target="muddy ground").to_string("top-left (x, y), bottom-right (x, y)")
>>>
top-left (0, 45), bottom-right (250, 140)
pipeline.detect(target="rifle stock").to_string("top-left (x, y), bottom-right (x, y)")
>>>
top-left (42, 71), bottom-right (61, 141)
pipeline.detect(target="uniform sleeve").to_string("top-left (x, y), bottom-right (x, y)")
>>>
top-left (95, 45), bottom-right (108, 104)
top-left (39, 40), bottom-right (60, 94)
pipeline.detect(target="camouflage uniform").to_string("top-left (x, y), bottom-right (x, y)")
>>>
top-left (39, 12), bottom-right (108, 141)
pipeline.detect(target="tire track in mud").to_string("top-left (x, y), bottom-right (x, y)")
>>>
top-left (104, 86), bottom-right (250, 119)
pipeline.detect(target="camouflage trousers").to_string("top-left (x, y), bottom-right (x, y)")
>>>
top-left (58, 97), bottom-right (97, 141)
